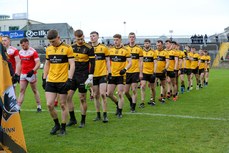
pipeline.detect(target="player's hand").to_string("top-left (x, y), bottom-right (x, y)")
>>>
top-left (119, 68), bottom-right (127, 75)
top-left (85, 74), bottom-right (93, 87)
top-left (63, 78), bottom-right (72, 91)
top-left (108, 73), bottom-right (112, 81)
top-left (151, 73), bottom-right (156, 80)
top-left (162, 69), bottom-right (167, 74)
top-left (12, 73), bottom-right (20, 84)
top-left (27, 70), bottom-right (34, 77)
top-left (184, 68), bottom-right (187, 74)
top-left (42, 78), bottom-right (46, 90)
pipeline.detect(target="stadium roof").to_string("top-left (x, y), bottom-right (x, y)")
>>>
top-left (21, 23), bottom-right (75, 39)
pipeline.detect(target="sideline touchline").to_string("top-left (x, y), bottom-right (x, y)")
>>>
top-left (21, 109), bottom-right (228, 121)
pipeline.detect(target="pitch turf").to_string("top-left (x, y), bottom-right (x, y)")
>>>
top-left (17, 69), bottom-right (229, 153)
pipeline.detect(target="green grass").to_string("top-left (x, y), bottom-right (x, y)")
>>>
top-left (17, 69), bottom-right (229, 153)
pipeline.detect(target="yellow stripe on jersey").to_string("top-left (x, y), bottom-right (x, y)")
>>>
top-left (109, 46), bottom-right (131, 76)
top-left (185, 52), bottom-right (192, 69)
top-left (190, 53), bottom-right (200, 69)
top-left (72, 42), bottom-right (95, 62)
top-left (142, 48), bottom-right (157, 74)
top-left (94, 43), bottom-right (109, 77)
top-left (72, 42), bottom-right (95, 74)
top-left (46, 42), bottom-right (74, 82)
top-left (155, 50), bottom-right (169, 73)
top-left (167, 50), bottom-right (176, 71)
top-left (125, 45), bottom-right (143, 73)
top-left (199, 55), bottom-right (207, 69)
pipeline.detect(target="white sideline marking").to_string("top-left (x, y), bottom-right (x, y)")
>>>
top-left (21, 109), bottom-right (228, 121)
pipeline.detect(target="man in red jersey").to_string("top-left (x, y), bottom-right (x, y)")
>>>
top-left (17, 38), bottom-right (42, 112)
top-left (2, 36), bottom-right (21, 85)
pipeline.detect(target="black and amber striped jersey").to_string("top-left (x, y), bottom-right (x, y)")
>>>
top-left (93, 43), bottom-right (109, 77)
top-left (179, 51), bottom-right (185, 69)
top-left (109, 46), bottom-right (131, 76)
top-left (190, 53), bottom-right (200, 69)
top-left (167, 50), bottom-right (177, 71)
top-left (155, 50), bottom-right (169, 73)
top-left (46, 42), bottom-right (74, 82)
top-left (72, 42), bottom-right (95, 76)
top-left (125, 44), bottom-right (143, 73)
top-left (142, 48), bottom-right (157, 74)
top-left (185, 52), bottom-right (192, 69)
top-left (199, 55), bottom-right (207, 69)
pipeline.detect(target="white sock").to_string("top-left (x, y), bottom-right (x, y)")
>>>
top-left (37, 105), bottom-right (41, 109)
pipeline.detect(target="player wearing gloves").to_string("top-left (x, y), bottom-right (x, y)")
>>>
top-left (66, 29), bottom-right (95, 128)
top-left (17, 38), bottom-right (42, 112)
top-left (90, 31), bottom-right (111, 123)
top-left (107, 34), bottom-right (132, 118)
top-left (85, 74), bottom-right (93, 88)
top-left (43, 30), bottom-right (75, 136)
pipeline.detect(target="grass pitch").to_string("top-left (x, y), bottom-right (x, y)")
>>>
top-left (18, 69), bottom-right (229, 153)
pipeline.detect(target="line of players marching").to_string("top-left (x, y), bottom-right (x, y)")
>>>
top-left (92, 32), bottom-right (211, 120)
top-left (1, 30), bottom-right (211, 136)
top-left (85, 31), bottom-right (211, 124)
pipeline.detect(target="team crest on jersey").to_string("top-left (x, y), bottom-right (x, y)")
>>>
top-left (50, 55), bottom-right (61, 63)
top-left (143, 57), bottom-right (149, 62)
top-left (112, 56), bottom-right (120, 62)
top-left (61, 48), bottom-right (64, 52)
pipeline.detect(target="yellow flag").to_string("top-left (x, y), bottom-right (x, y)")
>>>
top-left (0, 43), bottom-right (27, 153)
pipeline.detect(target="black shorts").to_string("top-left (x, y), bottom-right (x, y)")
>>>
top-left (180, 68), bottom-right (185, 75)
top-left (46, 82), bottom-right (68, 94)
top-left (142, 73), bottom-right (155, 83)
top-left (108, 76), bottom-right (124, 85)
top-left (70, 76), bottom-right (88, 93)
top-left (192, 68), bottom-right (199, 75)
top-left (156, 73), bottom-right (166, 81)
top-left (126, 72), bottom-right (140, 84)
top-left (93, 76), bottom-right (107, 86)
top-left (167, 71), bottom-right (175, 78)
top-left (185, 68), bottom-right (192, 75)
top-left (199, 68), bottom-right (204, 75)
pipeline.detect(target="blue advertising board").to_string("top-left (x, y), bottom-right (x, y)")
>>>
top-left (0, 31), bottom-right (25, 39)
